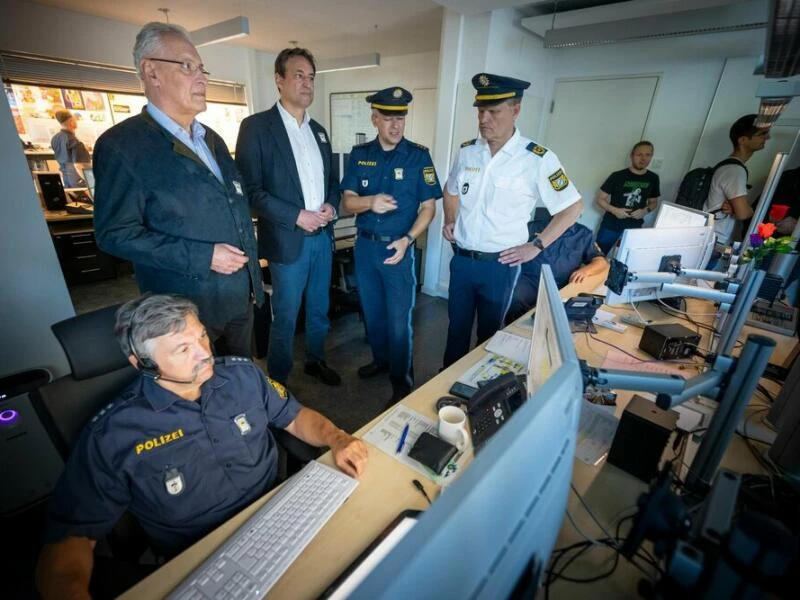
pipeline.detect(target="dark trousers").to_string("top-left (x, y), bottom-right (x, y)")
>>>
top-left (207, 303), bottom-right (254, 358)
top-left (354, 236), bottom-right (416, 388)
top-left (506, 276), bottom-right (540, 325)
top-left (595, 226), bottom-right (624, 255)
top-left (267, 234), bottom-right (332, 384)
top-left (443, 254), bottom-right (520, 368)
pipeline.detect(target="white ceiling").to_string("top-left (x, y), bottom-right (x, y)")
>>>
top-left (32, 0), bottom-right (445, 59)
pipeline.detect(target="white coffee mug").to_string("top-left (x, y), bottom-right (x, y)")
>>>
top-left (438, 405), bottom-right (469, 451)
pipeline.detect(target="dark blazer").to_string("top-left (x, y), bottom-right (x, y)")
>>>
top-left (93, 109), bottom-right (264, 331)
top-left (235, 104), bottom-right (339, 264)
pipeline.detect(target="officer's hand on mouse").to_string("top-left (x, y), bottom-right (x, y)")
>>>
top-left (371, 194), bottom-right (398, 214)
top-left (330, 432), bottom-right (369, 478)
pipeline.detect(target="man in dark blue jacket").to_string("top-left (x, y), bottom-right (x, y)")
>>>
top-left (93, 22), bottom-right (263, 358)
top-left (235, 48), bottom-right (341, 387)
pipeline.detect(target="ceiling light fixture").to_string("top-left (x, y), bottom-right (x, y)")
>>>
top-left (191, 16), bottom-right (250, 47)
top-left (316, 53), bottom-right (381, 74)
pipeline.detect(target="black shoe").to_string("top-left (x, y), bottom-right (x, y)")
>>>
top-left (304, 361), bottom-right (341, 386)
top-left (386, 379), bottom-right (411, 409)
top-left (357, 361), bottom-right (389, 379)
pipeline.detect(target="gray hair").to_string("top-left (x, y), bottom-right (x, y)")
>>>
top-left (115, 293), bottom-right (199, 360)
top-left (133, 21), bottom-right (193, 78)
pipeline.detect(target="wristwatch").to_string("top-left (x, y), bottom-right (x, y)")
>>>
top-left (404, 233), bottom-right (415, 244)
top-left (532, 237), bottom-right (545, 251)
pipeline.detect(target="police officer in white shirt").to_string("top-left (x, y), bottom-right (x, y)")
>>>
top-left (442, 73), bottom-right (582, 367)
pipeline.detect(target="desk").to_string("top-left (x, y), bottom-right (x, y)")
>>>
top-left (122, 273), bottom-right (795, 599)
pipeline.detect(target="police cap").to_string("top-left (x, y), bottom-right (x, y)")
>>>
top-left (366, 87), bottom-right (413, 116)
top-left (471, 73), bottom-right (530, 107)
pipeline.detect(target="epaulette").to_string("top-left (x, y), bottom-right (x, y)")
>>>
top-left (89, 391), bottom-right (133, 427)
top-left (526, 142), bottom-right (548, 157)
top-left (408, 140), bottom-right (429, 151)
top-left (216, 356), bottom-right (253, 367)
top-left (461, 138), bottom-right (478, 148)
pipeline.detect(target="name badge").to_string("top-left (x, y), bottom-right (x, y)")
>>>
top-left (317, 132), bottom-right (328, 144)
top-left (361, 179), bottom-right (369, 188)
top-left (394, 168), bottom-right (403, 180)
top-left (233, 181), bottom-right (244, 196)
top-left (234, 413), bottom-right (252, 436)
top-left (164, 468), bottom-right (185, 496)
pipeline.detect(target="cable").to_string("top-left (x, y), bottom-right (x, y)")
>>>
top-left (565, 509), bottom-right (603, 546)
top-left (656, 294), bottom-right (720, 317)
top-left (412, 479), bottom-right (432, 505)
top-left (570, 483), bottom-right (617, 542)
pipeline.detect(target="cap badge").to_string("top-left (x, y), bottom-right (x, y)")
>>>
top-left (478, 74), bottom-right (490, 87)
top-left (393, 88), bottom-right (403, 98)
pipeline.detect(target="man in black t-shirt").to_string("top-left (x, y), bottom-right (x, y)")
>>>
top-left (594, 141), bottom-right (661, 254)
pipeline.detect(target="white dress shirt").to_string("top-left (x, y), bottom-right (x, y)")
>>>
top-left (446, 129), bottom-right (581, 252)
top-left (277, 100), bottom-right (325, 211)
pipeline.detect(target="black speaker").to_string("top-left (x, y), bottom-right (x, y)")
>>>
top-left (607, 395), bottom-right (678, 482)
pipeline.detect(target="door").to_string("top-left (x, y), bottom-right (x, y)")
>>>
top-left (545, 76), bottom-right (659, 230)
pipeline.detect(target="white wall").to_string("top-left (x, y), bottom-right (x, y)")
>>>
top-left (0, 91), bottom-right (74, 379)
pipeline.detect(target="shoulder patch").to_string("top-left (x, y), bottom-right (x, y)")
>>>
top-left (461, 138), bottom-right (478, 148)
top-left (423, 166), bottom-right (438, 186)
top-left (526, 142), bottom-right (548, 156)
top-left (218, 356), bottom-right (253, 367)
top-left (267, 377), bottom-right (289, 400)
top-left (409, 140), bottom-right (429, 151)
top-left (548, 169), bottom-right (570, 192)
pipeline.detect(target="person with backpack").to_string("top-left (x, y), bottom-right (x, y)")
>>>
top-left (703, 114), bottom-right (770, 245)
top-left (594, 141), bottom-right (661, 254)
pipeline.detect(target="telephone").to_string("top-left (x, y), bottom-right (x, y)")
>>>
top-left (466, 372), bottom-right (527, 452)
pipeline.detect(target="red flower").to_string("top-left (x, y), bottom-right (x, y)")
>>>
top-left (757, 222), bottom-right (777, 239)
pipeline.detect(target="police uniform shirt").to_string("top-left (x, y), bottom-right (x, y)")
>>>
top-left (44, 357), bottom-right (302, 557)
top-left (446, 130), bottom-right (581, 252)
top-left (341, 137), bottom-right (442, 236)
top-left (521, 223), bottom-right (604, 287)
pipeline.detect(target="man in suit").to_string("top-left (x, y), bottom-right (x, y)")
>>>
top-left (236, 48), bottom-right (341, 387)
top-left (94, 22), bottom-right (263, 358)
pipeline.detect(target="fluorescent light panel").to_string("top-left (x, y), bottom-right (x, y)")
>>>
top-left (191, 16), bottom-right (250, 47)
top-left (317, 53), bottom-right (380, 74)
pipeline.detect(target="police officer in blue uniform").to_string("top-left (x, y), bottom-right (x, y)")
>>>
top-left (442, 73), bottom-right (582, 367)
top-left (505, 222), bottom-right (608, 323)
top-left (36, 294), bottom-right (368, 600)
top-left (341, 87), bottom-right (442, 405)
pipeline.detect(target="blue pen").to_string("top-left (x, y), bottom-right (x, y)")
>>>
top-left (396, 423), bottom-right (410, 454)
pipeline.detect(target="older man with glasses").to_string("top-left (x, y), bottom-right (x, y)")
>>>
top-left (93, 22), bottom-right (263, 358)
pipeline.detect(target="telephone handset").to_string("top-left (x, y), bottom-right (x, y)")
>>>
top-left (466, 372), bottom-right (527, 452)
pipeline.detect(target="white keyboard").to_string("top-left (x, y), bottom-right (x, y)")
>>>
top-left (168, 461), bottom-right (358, 600)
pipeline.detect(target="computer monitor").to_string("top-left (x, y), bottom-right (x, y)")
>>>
top-left (654, 201), bottom-right (711, 228)
top-left (81, 166), bottom-right (95, 199)
top-left (349, 265), bottom-right (583, 598)
top-left (605, 225), bottom-right (716, 306)
top-left (35, 172), bottom-right (67, 211)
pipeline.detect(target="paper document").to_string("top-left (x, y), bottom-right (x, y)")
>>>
top-left (485, 331), bottom-right (531, 365)
top-left (456, 353), bottom-right (527, 388)
top-left (576, 400), bottom-right (619, 465)
top-left (362, 405), bottom-right (468, 486)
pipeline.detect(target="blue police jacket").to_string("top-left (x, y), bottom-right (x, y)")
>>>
top-left (44, 358), bottom-right (302, 557)
top-left (522, 223), bottom-right (604, 287)
top-left (340, 137), bottom-right (442, 236)
top-left (93, 109), bottom-right (264, 331)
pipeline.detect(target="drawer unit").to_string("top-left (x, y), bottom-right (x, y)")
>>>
top-left (52, 230), bottom-right (116, 284)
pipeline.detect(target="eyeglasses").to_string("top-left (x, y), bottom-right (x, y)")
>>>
top-left (147, 58), bottom-right (210, 77)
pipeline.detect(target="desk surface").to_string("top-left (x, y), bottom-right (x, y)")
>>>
top-left (122, 273), bottom-right (796, 599)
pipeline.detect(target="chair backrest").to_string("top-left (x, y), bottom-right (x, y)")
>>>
top-left (30, 304), bottom-right (137, 458)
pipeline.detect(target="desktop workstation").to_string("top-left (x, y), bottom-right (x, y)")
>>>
top-left (119, 251), bottom-right (796, 598)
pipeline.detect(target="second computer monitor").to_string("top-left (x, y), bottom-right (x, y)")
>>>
top-left (605, 225), bottom-right (716, 306)
top-left (654, 201), bottom-right (711, 228)
top-left (349, 265), bottom-right (583, 598)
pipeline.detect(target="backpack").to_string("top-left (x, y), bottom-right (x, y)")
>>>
top-left (675, 158), bottom-right (748, 212)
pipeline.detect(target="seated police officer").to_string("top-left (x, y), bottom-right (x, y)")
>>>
top-left (341, 87), bottom-right (441, 405)
top-left (505, 221), bottom-right (608, 324)
top-left (36, 294), bottom-right (368, 600)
